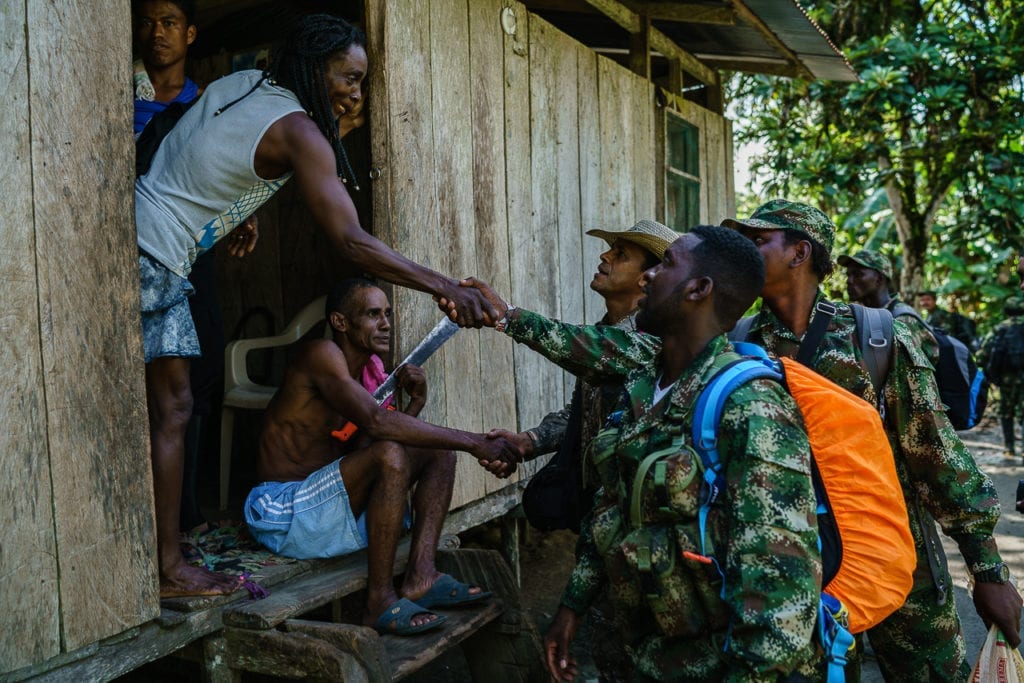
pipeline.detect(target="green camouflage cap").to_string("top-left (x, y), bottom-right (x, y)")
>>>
top-left (721, 199), bottom-right (836, 254)
top-left (1006, 296), bottom-right (1024, 314)
top-left (837, 249), bottom-right (894, 281)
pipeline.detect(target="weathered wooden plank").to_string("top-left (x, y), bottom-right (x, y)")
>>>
top-left (704, 110), bottom-right (728, 224)
top-left (376, 0), bottom-right (449, 436)
top-left (0, 0), bottom-right (61, 672)
top-left (13, 607), bottom-right (223, 682)
top-left (468, 0), bottom-right (518, 495)
top-left (512, 14), bottom-right (565, 440)
top-left (26, 0), bottom-right (157, 653)
top-left (467, 0), bottom-right (518, 490)
top-left (577, 49), bottom-right (606, 326)
top-left (633, 78), bottom-right (657, 220)
top-left (502, 4), bottom-right (542, 440)
top-left (598, 56), bottom-right (636, 233)
top-left (724, 118), bottom-right (736, 218)
top-left (429, 0), bottom-right (488, 508)
top-left (386, 599), bottom-right (505, 680)
top-left (283, 620), bottom-right (389, 682)
top-left (221, 628), bottom-right (367, 680)
top-left (549, 23), bottom-right (584, 400)
top-left (223, 539), bottom-right (410, 631)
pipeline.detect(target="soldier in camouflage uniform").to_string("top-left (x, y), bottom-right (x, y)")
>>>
top-left (468, 225), bottom-right (824, 681)
top-left (977, 288), bottom-right (1024, 459)
top-left (723, 199), bottom-right (1022, 681)
top-left (487, 220), bottom-right (677, 682)
top-left (839, 248), bottom-right (939, 366)
top-left (919, 291), bottom-right (978, 350)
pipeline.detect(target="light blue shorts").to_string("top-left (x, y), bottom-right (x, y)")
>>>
top-left (138, 251), bottom-right (200, 363)
top-left (244, 459), bottom-right (369, 560)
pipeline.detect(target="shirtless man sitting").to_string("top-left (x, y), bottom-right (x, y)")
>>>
top-left (245, 278), bottom-right (520, 635)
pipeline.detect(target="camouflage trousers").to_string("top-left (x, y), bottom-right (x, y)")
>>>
top-left (999, 383), bottom-right (1024, 447)
top-left (587, 592), bottom-right (633, 682)
top-left (865, 580), bottom-right (969, 682)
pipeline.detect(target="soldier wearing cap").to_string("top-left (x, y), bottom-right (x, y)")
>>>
top-left (488, 219), bottom-right (677, 681)
top-left (978, 264), bottom-right (1024, 459)
top-left (724, 199), bottom-right (1022, 680)
top-left (839, 248), bottom-right (939, 365)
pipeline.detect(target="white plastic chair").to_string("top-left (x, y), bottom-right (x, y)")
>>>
top-left (219, 295), bottom-right (328, 509)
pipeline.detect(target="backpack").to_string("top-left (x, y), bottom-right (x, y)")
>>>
top-left (691, 342), bottom-right (915, 681)
top-left (984, 321), bottom-right (1024, 387)
top-left (135, 100), bottom-right (193, 177)
top-left (891, 302), bottom-right (988, 429)
top-left (522, 383), bottom-right (585, 533)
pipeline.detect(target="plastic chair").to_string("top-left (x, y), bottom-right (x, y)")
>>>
top-left (219, 295), bottom-right (328, 509)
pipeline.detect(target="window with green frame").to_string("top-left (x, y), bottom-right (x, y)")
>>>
top-left (665, 112), bottom-right (700, 231)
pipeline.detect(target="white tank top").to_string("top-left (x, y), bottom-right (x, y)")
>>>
top-left (135, 70), bottom-right (305, 277)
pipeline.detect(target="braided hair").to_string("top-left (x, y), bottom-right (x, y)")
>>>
top-left (269, 14), bottom-right (366, 190)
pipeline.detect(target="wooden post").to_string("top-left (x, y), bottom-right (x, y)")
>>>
top-left (628, 13), bottom-right (651, 80)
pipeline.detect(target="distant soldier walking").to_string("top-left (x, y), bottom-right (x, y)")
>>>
top-left (979, 278), bottom-right (1024, 460)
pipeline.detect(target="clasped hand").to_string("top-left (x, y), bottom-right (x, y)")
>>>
top-left (434, 277), bottom-right (508, 328)
top-left (475, 433), bottom-right (524, 479)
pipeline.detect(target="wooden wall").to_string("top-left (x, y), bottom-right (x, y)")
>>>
top-left (0, 0), bottom-right (157, 674)
top-left (365, 0), bottom-right (732, 508)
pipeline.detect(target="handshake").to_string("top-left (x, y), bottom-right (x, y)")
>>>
top-left (435, 277), bottom-right (513, 329)
top-left (472, 428), bottom-right (532, 479)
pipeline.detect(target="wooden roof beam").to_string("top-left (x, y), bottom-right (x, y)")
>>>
top-left (627, 2), bottom-right (736, 26)
top-left (583, 0), bottom-right (719, 85)
top-left (725, 0), bottom-right (814, 80)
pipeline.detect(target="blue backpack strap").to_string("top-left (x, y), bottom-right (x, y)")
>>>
top-left (819, 594), bottom-right (855, 683)
top-left (691, 350), bottom-right (782, 581)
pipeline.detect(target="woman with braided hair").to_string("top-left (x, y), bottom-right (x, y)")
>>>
top-left (135, 13), bottom-right (498, 598)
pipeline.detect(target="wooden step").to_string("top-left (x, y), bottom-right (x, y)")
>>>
top-left (218, 599), bottom-right (504, 681)
top-left (380, 599), bottom-right (506, 680)
top-left (221, 539), bottom-right (412, 630)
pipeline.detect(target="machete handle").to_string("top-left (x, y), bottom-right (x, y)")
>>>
top-left (330, 404), bottom-right (396, 443)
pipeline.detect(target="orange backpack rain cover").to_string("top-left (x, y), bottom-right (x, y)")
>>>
top-left (780, 357), bottom-right (915, 633)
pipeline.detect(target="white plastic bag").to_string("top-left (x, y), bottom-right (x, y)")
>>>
top-left (970, 625), bottom-right (1024, 683)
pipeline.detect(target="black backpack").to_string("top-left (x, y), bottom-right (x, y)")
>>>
top-left (984, 321), bottom-right (1024, 387)
top-left (891, 302), bottom-right (988, 430)
top-left (731, 301), bottom-right (988, 430)
top-left (521, 383), bottom-right (585, 533)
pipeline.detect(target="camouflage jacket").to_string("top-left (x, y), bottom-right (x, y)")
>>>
top-left (745, 292), bottom-right (1002, 584)
top-left (505, 310), bottom-right (822, 680)
top-left (885, 295), bottom-right (939, 368)
top-left (525, 313), bottom-right (638, 500)
top-left (977, 315), bottom-right (1024, 388)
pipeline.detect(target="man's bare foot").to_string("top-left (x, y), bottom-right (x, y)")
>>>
top-left (160, 563), bottom-right (242, 598)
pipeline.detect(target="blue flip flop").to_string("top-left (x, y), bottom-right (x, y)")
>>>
top-left (414, 573), bottom-right (493, 609)
top-left (372, 597), bottom-right (447, 636)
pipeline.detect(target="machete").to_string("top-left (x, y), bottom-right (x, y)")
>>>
top-left (331, 316), bottom-right (460, 442)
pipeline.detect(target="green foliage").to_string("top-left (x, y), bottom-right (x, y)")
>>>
top-left (730, 0), bottom-right (1024, 320)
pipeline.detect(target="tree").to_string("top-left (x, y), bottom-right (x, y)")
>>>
top-left (730, 0), bottom-right (1024, 314)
